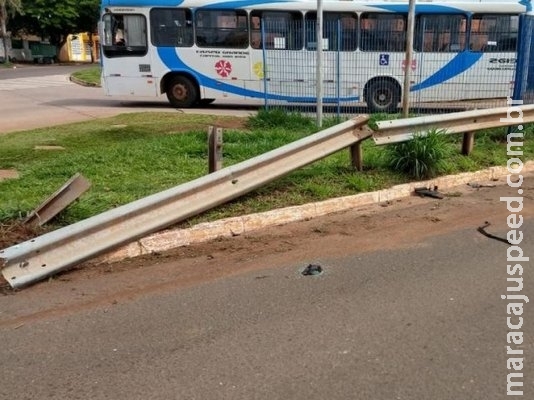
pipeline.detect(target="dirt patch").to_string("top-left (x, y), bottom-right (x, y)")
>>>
top-left (213, 117), bottom-right (248, 130)
top-left (0, 221), bottom-right (49, 249)
top-left (0, 169), bottom-right (19, 182)
top-left (171, 117), bottom-right (249, 134)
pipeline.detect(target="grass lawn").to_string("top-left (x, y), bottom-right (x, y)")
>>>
top-left (70, 66), bottom-right (101, 86)
top-left (0, 109), bottom-right (532, 232)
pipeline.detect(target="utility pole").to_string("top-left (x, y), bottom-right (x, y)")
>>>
top-left (316, 0), bottom-right (324, 127)
top-left (402, 0), bottom-right (416, 117)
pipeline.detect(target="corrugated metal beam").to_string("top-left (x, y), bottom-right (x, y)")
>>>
top-left (373, 104), bottom-right (534, 145)
top-left (1, 116), bottom-right (371, 288)
top-left (24, 173), bottom-right (91, 226)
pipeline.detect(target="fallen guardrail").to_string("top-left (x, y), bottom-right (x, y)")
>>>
top-left (1, 116), bottom-right (371, 288)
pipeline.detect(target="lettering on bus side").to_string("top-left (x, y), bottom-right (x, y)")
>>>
top-left (489, 58), bottom-right (517, 64)
top-left (196, 50), bottom-right (249, 59)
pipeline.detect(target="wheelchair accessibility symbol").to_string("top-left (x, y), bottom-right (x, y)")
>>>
top-left (379, 54), bottom-right (389, 66)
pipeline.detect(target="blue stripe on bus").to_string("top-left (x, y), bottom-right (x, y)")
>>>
top-left (373, 4), bottom-right (463, 14)
top-left (519, 0), bottom-right (532, 12)
top-left (157, 47), bottom-right (359, 102)
top-left (411, 51), bottom-right (483, 92)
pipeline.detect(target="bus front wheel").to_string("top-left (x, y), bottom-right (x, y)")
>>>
top-left (166, 76), bottom-right (198, 108)
top-left (365, 80), bottom-right (400, 113)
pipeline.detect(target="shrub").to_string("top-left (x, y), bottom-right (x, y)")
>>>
top-left (385, 129), bottom-right (452, 179)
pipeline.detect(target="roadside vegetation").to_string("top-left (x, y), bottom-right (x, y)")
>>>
top-left (70, 66), bottom-right (101, 86)
top-left (0, 108), bottom-right (532, 234)
top-left (385, 129), bottom-right (453, 180)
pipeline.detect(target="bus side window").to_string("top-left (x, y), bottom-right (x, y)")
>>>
top-left (470, 14), bottom-right (518, 52)
top-left (102, 13), bottom-right (148, 58)
top-left (415, 14), bottom-right (466, 53)
top-left (360, 13), bottom-right (406, 52)
top-left (196, 9), bottom-right (248, 48)
top-left (496, 36), bottom-right (517, 51)
top-left (115, 28), bottom-right (125, 45)
top-left (150, 8), bottom-right (193, 47)
top-left (251, 32), bottom-right (261, 49)
top-left (250, 15), bottom-right (262, 48)
top-left (251, 10), bottom-right (302, 50)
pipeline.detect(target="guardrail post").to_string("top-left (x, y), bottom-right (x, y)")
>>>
top-left (208, 126), bottom-right (224, 173)
top-left (461, 132), bottom-right (475, 155)
top-left (350, 142), bottom-right (364, 171)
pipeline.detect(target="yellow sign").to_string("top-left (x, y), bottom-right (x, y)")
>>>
top-left (253, 62), bottom-right (264, 79)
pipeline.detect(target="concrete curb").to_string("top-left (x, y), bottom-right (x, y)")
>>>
top-left (69, 76), bottom-right (100, 88)
top-left (93, 161), bottom-right (534, 265)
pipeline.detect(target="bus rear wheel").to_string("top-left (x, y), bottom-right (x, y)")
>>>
top-left (365, 80), bottom-right (400, 113)
top-left (166, 76), bottom-right (198, 108)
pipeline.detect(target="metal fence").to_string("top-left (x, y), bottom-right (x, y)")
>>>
top-left (513, 13), bottom-right (534, 103)
top-left (257, 18), bottom-right (520, 117)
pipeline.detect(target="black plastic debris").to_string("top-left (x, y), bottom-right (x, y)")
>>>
top-left (477, 221), bottom-right (510, 244)
top-left (414, 186), bottom-right (444, 199)
top-left (302, 264), bottom-right (323, 276)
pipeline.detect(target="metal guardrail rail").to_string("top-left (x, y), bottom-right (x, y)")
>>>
top-left (373, 104), bottom-right (534, 145)
top-left (1, 116), bottom-right (371, 288)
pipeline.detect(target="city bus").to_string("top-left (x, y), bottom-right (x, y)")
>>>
top-left (99, 0), bottom-right (526, 112)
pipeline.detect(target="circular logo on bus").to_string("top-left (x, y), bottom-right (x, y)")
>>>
top-left (215, 59), bottom-right (232, 78)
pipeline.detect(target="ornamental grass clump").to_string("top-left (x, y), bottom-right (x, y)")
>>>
top-left (385, 128), bottom-right (452, 180)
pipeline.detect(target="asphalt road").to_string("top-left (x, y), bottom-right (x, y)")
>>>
top-left (0, 63), bottom-right (257, 134)
top-left (1, 179), bottom-right (532, 400)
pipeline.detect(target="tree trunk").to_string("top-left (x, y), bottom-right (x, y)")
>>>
top-left (1, 5), bottom-right (8, 63)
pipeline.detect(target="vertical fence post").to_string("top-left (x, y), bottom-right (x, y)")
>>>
top-left (208, 126), bottom-right (223, 173)
top-left (461, 132), bottom-right (475, 155)
top-left (336, 19), bottom-right (341, 120)
top-left (350, 142), bottom-right (364, 171)
top-left (261, 23), bottom-right (268, 109)
top-left (513, 12), bottom-right (534, 104)
top-left (316, 0), bottom-right (324, 127)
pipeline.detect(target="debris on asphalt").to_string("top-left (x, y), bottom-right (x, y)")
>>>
top-left (302, 264), bottom-right (323, 276)
top-left (414, 186), bottom-right (444, 199)
top-left (477, 221), bottom-right (510, 244)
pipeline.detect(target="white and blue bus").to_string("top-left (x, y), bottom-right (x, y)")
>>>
top-left (99, 0), bottom-right (526, 112)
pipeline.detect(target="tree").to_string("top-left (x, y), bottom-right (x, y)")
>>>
top-left (0, 0), bottom-right (21, 63)
top-left (10, 0), bottom-right (100, 47)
